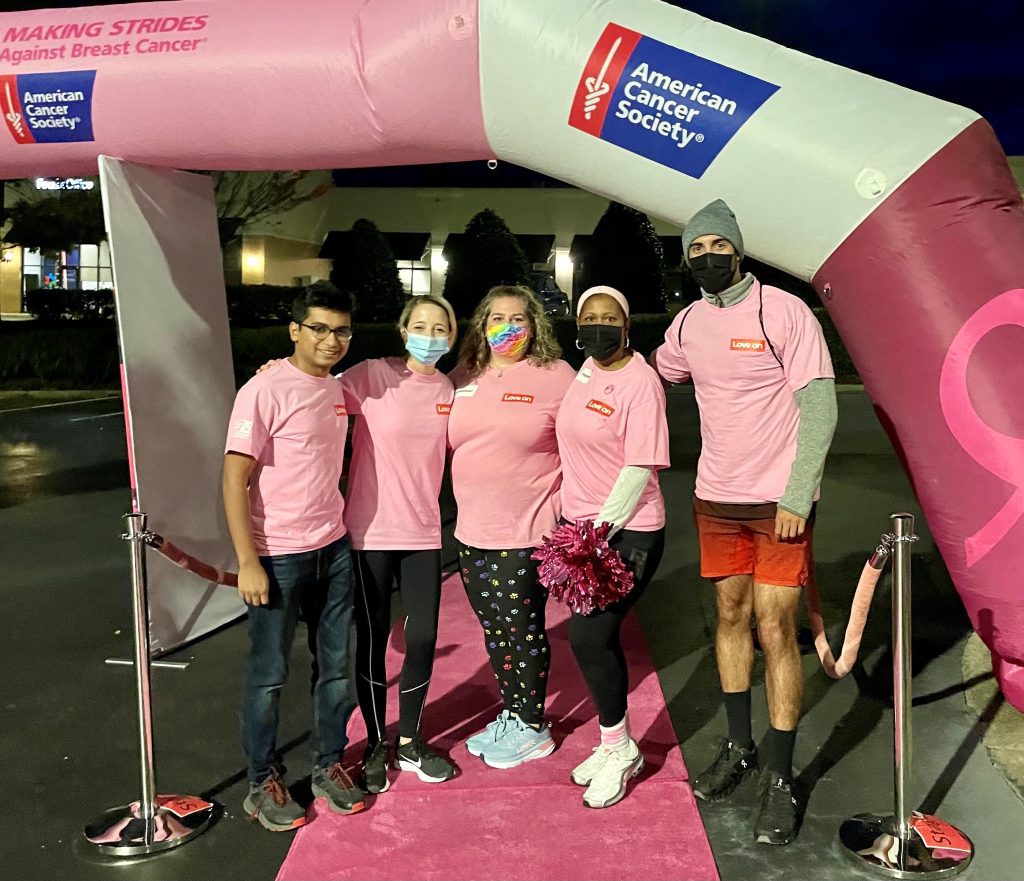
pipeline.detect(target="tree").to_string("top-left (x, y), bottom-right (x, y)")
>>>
top-left (580, 202), bottom-right (667, 313)
top-left (2, 171), bottom-right (329, 256)
top-left (443, 208), bottom-right (530, 317)
top-left (3, 186), bottom-right (106, 255)
top-left (213, 171), bottom-right (330, 249)
top-left (329, 218), bottom-right (405, 323)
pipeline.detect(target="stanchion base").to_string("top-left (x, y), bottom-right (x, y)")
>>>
top-left (839, 813), bottom-right (973, 879)
top-left (84, 795), bottom-right (213, 857)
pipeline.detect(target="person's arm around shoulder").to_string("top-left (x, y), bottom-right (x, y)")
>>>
top-left (223, 452), bottom-right (269, 606)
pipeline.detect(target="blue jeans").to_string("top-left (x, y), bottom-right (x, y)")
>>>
top-left (242, 534), bottom-right (355, 784)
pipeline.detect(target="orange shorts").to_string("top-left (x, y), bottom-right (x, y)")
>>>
top-left (693, 504), bottom-right (813, 588)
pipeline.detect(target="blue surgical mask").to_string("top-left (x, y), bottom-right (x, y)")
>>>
top-left (405, 332), bottom-right (450, 366)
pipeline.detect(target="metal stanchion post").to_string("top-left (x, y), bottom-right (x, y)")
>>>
top-left (84, 512), bottom-right (213, 857)
top-left (839, 513), bottom-right (973, 878)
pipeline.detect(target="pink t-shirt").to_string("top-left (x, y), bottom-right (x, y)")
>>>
top-left (555, 354), bottom-right (670, 531)
top-left (654, 281), bottom-right (835, 504)
top-left (225, 358), bottom-right (348, 555)
top-left (447, 358), bottom-right (576, 549)
top-left (342, 357), bottom-right (453, 551)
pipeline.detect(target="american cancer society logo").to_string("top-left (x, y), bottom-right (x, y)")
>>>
top-left (0, 69), bottom-right (96, 144)
top-left (569, 24), bottom-right (779, 178)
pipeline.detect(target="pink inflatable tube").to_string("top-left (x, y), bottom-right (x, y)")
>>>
top-left (814, 122), bottom-right (1024, 708)
top-left (1, 0), bottom-right (1021, 708)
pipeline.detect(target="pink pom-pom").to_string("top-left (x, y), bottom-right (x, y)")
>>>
top-left (532, 520), bottom-right (635, 615)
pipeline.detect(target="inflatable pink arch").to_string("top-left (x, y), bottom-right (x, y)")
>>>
top-left (2, 0), bottom-right (1022, 708)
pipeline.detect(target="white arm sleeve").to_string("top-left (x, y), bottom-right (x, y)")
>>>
top-left (597, 465), bottom-right (653, 537)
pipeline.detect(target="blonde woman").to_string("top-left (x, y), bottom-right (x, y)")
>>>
top-left (447, 285), bottom-right (575, 768)
top-left (343, 294), bottom-right (462, 793)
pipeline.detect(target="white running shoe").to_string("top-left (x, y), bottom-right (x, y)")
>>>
top-left (570, 745), bottom-right (613, 786)
top-left (582, 738), bottom-right (644, 808)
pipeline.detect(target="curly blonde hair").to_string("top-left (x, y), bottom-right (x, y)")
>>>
top-left (457, 285), bottom-right (563, 379)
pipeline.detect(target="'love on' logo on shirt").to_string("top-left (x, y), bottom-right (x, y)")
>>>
top-left (586, 399), bottom-right (615, 417)
top-left (436, 404), bottom-right (452, 415)
top-left (502, 393), bottom-right (535, 404)
top-left (730, 338), bottom-right (766, 352)
top-left (334, 404), bottom-right (346, 416)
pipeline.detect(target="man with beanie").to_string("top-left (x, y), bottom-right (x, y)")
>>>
top-left (652, 199), bottom-right (837, 846)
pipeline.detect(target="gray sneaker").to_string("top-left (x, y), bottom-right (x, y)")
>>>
top-left (311, 762), bottom-right (367, 815)
top-left (243, 771), bottom-right (308, 832)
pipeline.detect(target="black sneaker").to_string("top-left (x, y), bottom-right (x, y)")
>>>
top-left (394, 736), bottom-right (457, 783)
top-left (692, 737), bottom-right (759, 802)
top-left (311, 762), bottom-right (366, 815)
top-left (361, 741), bottom-right (390, 794)
top-left (243, 770), bottom-right (308, 832)
top-left (754, 770), bottom-right (799, 846)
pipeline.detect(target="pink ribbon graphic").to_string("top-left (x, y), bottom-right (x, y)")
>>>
top-left (939, 288), bottom-right (1024, 566)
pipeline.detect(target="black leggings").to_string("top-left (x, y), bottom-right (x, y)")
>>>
top-left (458, 545), bottom-right (550, 727)
top-left (568, 527), bottom-right (666, 727)
top-left (353, 549), bottom-right (441, 743)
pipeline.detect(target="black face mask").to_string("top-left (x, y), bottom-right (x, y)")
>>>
top-left (689, 253), bottom-right (737, 294)
top-left (576, 324), bottom-right (624, 361)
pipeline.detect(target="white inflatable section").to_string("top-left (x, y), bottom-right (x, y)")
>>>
top-left (479, 0), bottom-right (980, 279)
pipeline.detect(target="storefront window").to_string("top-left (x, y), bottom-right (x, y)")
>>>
top-left (22, 242), bottom-right (113, 292)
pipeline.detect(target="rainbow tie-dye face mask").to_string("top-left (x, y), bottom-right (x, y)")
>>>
top-left (485, 322), bottom-right (529, 357)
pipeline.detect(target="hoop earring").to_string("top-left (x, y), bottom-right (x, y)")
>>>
top-left (575, 339), bottom-right (585, 350)
top-left (625, 336), bottom-right (631, 349)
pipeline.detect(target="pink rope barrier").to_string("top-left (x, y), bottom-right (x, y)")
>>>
top-left (145, 534), bottom-right (238, 588)
top-left (807, 536), bottom-right (893, 679)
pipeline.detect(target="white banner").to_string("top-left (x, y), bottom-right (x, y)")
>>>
top-left (100, 156), bottom-right (242, 652)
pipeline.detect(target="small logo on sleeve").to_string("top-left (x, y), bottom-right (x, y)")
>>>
top-left (586, 399), bottom-right (615, 417)
top-left (436, 403), bottom-right (452, 415)
top-left (502, 393), bottom-right (535, 404)
top-left (334, 404), bottom-right (346, 416)
top-left (730, 339), bottom-right (766, 352)
top-left (233, 419), bottom-right (253, 438)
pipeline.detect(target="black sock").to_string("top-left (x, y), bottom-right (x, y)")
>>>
top-left (722, 690), bottom-right (753, 749)
top-left (764, 726), bottom-right (796, 781)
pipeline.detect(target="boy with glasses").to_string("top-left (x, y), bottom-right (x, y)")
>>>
top-left (223, 281), bottom-right (363, 830)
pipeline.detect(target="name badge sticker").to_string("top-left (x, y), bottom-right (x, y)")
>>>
top-left (569, 23), bottom-right (779, 178)
top-left (576, 367), bottom-right (593, 384)
top-left (455, 385), bottom-right (478, 397)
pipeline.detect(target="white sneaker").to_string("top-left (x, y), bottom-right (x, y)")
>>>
top-left (582, 739), bottom-right (644, 808)
top-left (570, 746), bottom-right (613, 786)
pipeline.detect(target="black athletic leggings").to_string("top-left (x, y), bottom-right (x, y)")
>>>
top-left (568, 527), bottom-right (666, 727)
top-left (458, 545), bottom-right (550, 727)
top-left (353, 549), bottom-right (441, 743)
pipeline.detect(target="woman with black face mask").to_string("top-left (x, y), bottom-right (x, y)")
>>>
top-left (553, 285), bottom-right (670, 808)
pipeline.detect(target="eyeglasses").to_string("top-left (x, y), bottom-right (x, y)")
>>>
top-left (299, 322), bottom-right (353, 341)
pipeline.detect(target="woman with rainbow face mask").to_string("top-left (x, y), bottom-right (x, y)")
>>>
top-left (447, 284), bottom-right (576, 769)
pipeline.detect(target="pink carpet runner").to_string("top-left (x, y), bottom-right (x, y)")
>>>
top-left (277, 576), bottom-right (719, 881)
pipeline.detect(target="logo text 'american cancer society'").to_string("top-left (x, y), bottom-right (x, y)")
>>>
top-left (568, 23), bottom-right (779, 178)
top-left (0, 69), bottom-right (96, 144)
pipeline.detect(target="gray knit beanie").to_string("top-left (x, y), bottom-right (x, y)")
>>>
top-left (681, 199), bottom-right (744, 266)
